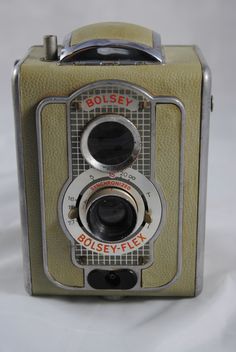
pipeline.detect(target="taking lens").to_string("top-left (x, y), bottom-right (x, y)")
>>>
top-left (87, 195), bottom-right (137, 242)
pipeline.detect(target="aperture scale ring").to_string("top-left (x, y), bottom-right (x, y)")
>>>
top-left (61, 168), bottom-right (164, 256)
top-left (79, 183), bottom-right (145, 241)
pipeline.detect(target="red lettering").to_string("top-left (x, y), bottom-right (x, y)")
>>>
top-left (94, 96), bottom-right (102, 104)
top-left (76, 233), bottom-right (146, 255)
top-left (104, 244), bottom-right (109, 254)
top-left (86, 98), bottom-right (94, 108)
top-left (90, 180), bottom-right (131, 192)
top-left (77, 234), bottom-right (86, 243)
top-left (91, 241), bottom-right (96, 250)
top-left (103, 95), bottom-right (108, 103)
top-left (110, 245), bottom-right (117, 254)
top-left (84, 94), bottom-right (137, 111)
top-left (126, 97), bottom-right (133, 107)
top-left (132, 237), bottom-right (139, 247)
top-left (97, 243), bottom-right (103, 252)
top-left (121, 243), bottom-right (127, 252)
top-left (109, 172), bottom-right (116, 178)
top-left (118, 95), bottom-right (124, 105)
top-left (110, 94), bottom-right (116, 103)
top-left (127, 242), bottom-right (135, 250)
top-left (84, 238), bottom-right (92, 247)
top-left (136, 233), bottom-right (147, 242)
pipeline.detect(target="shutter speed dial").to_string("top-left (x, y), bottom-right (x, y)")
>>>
top-left (86, 188), bottom-right (138, 242)
top-left (60, 168), bottom-right (164, 256)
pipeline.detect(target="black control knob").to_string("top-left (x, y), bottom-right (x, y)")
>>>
top-left (87, 269), bottom-right (137, 290)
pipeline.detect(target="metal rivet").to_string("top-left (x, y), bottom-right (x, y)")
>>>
top-left (138, 100), bottom-right (149, 111)
top-left (78, 256), bottom-right (87, 265)
top-left (72, 101), bottom-right (82, 110)
top-left (138, 257), bottom-right (146, 265)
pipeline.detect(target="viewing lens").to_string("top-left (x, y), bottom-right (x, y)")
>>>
top-left (87, 195), bottom-right (137, 242)
top-left (87, 121), bottom-right (134, 166)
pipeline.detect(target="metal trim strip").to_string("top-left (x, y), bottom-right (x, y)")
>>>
top-left (12, 58), bottom-right (33, 295)
top-left (36, 80), bottom-right (185, 293)
top-left (194, 46), bottom-right (212, 296)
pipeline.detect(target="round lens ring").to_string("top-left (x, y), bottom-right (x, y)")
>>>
top-left (86, 188), bottom-right (138, 242)
top-left (87, 196), bottom-right (137, 242)
top-left (80, 115), bottom-right (141, 172)
top-left (88, 122), bottom-right (134, 166)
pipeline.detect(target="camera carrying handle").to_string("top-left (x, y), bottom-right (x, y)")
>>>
top-left (59, 22), bottom-right (164, 64)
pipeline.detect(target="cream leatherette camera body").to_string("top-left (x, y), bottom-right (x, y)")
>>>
top-left (13, 22), bottom-right (212, 297)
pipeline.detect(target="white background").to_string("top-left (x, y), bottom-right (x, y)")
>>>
top-left (0, 0), bottom-right (236, 351)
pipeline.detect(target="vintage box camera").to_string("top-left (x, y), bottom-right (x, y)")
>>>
top-left (12, 22), bottom-right (211, 297)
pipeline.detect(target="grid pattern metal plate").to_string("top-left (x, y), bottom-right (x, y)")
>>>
top-left (69, 84), bottom-right (152, 266)
top-left (73, 244), bottom-right (150, 266)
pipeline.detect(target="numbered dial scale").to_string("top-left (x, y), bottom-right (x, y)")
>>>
top-left (61, 168), bottom-right (163, 256)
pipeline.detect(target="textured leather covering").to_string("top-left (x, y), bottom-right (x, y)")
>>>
top-left (142, 105), bottom-right (180, 288)
top-left (69, 22), bottom-right (154, 47)
top-left (18, 40), bottom-right (202, 296)
top-left (41, 104), bottom-right (84, 288)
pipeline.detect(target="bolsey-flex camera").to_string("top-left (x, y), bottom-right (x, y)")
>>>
top-left (13, 22), bottom-right (212, 297)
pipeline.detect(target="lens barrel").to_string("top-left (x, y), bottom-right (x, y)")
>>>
top-left (86, 189), bottom-right (137, 242)
top-left (81, 115), bottom-right (141, 172)
top-left (87, 121), bottom-right (134, 166)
